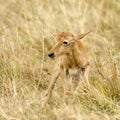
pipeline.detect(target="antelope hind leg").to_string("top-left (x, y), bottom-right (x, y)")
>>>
top-left (82, 65), bottom-right (90, 87)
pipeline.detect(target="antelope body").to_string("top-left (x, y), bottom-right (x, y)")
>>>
top-left (45, 31), bottom-right (90, 101)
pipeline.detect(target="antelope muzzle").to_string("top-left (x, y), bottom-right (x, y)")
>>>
top-left (48, 52), bottom-right (54, 58)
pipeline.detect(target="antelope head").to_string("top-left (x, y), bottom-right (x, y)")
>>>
top-left (48, 31), bottom-right (90, 58)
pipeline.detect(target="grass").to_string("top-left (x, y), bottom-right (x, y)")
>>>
top-left (0, 0), bottom-right (120, 119)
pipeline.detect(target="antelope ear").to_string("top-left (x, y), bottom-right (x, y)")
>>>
top-left (53, 32), bottom-right (66, 41)
top-left (49, 32), bottom-right (58, 38)
top-left (49, 29), bottom-right (59, 38)
top-left (49, 32), bottom-right (61, 41)
top-left (75, 31), bottom-right (91, 40)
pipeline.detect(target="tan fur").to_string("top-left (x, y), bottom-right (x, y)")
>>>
top-left (45, 31), bottom-right (90, 102)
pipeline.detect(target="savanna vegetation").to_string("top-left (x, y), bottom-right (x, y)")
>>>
top-left (0, 0), bottom-right (120, 120)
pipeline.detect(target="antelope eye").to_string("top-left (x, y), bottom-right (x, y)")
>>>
top-left (63, 41), bottom-right (68, 44)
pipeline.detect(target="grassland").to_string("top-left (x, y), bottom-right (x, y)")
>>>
top-left (0, 0), bottom-right (120, 120)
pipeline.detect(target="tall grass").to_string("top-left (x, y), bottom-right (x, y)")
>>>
top-left (0, 0), bottom-right (120, 119)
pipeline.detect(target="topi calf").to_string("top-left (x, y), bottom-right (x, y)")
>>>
top-left (45, 31), bottom-right (91, 101)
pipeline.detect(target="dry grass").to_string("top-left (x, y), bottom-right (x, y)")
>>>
top-left (0, 0), bottom-right (120, 120)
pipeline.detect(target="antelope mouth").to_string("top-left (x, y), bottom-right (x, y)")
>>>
top-left (48, 53), bottom-right (55, 59)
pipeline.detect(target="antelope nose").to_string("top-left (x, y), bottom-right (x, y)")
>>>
top-left (48, 53), bottom-right (54, 57)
